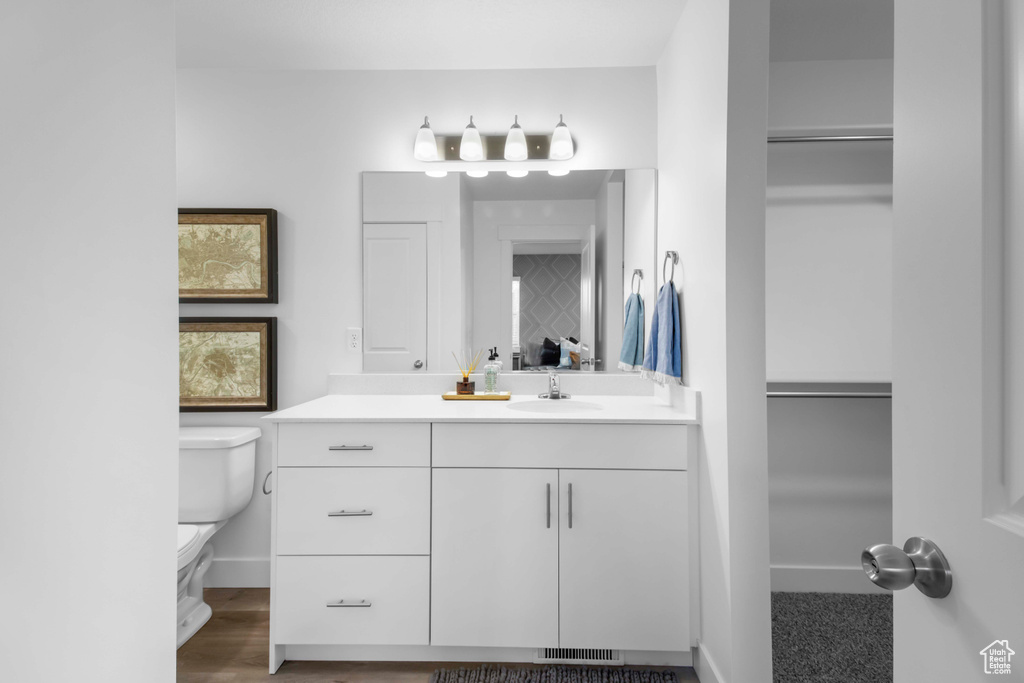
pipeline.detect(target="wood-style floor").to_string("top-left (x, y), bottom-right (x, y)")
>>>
top-left (177, 588), bottom-right (697, 682)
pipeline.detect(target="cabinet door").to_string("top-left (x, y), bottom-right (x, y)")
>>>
top-left (559, 469), bottom-right (689, 650)
top-left (431, 468), bottom-right (559, 648)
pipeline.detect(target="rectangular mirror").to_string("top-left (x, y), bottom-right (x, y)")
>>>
top-left (362, 169), bottom-right (657, 373)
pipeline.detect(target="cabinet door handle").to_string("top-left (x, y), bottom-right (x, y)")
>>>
top-left (546, 483), bottom-right (551, 528)
top-left (327, 509), bottom-right (373, 517)
top-left (568, 483), bottom-right (573, 529)
top-left (326, 599), bottom-right (372, 608)
top-left (329, 445), bottom-right (373, 451)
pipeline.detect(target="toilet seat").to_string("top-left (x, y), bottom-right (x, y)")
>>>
top-left (177, 522), bottom-right (221, 571)
top-left (178, 524), bottom-right (200, 561)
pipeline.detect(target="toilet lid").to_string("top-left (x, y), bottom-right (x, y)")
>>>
top-left (177, 524), bottom-right (200, 558)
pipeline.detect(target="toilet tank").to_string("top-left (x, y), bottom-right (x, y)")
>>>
top-left (179, 426), bottom-right (261, 523)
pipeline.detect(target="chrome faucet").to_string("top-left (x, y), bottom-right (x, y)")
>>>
top-left (539, 372), bottom-right (570, 400)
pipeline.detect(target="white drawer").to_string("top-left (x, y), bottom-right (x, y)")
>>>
top-left (276, 468), bottom-right (430, 555)
top-left (432, 423), bottom-right (688, 470)
top-left (275, 556), bottom-right (429, 645)
top-left (278, 423), bottom-right (430, 467)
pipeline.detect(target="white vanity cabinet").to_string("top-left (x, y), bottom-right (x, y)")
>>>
top-left (430, 423), bottom-right (691, 653)
top-left (268, 406), bottom-right (696, 673)
top-left (272, 423), bottom-right (432, 648)
top-left (431, 468), bottom-right (561, 648)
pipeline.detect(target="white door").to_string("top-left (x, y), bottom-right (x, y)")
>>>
top-left (580, 225), bottom-right (597, 369)
top-left (362, 223), bottom-right (427, 372)
top-left (558, 469), bottom-right (689, 651)
top-left (430, 468), bottom-right (559, 648)
top-left (892, 1), bottom-right (1024, 679)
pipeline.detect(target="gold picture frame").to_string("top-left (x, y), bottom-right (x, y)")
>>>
top-left (178, 209), bottom-right (278, 303)
top-left (179, 317), bottom-right (277, 412)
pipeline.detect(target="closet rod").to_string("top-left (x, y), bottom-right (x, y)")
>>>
top-left (766, 390), bottom-right (892, 398)
top-left (768, 134), bottom-right (893, 144)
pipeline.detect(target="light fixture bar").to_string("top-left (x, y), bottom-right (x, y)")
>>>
top-left (435, 134), bottom-right (556, 161)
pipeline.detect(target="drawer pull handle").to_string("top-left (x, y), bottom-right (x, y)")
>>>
top-left (329, 445), bottom-right (374, 451)
top-left (568, 482), bottom-right (573, 529)
top-left (546, 483), bottom-right (551, 528)
top-left (326, 599), bottom-right (372, 608)
top-left (328, 509), bottom-right (373, 517)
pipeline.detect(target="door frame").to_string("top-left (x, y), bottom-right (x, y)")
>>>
top-left (498, 224), bottom-right (597, 366)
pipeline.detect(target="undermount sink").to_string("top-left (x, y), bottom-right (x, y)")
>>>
top-left (507, 400), bottom-right (604, 413)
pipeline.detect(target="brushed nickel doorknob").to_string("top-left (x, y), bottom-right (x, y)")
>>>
top-left (413, 360), bottom-right (424, 369)
top-left (861, 536), bottom-right (952, 598)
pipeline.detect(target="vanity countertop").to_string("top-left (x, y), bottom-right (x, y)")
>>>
top-left (264, 393), bottom-right (697, 425)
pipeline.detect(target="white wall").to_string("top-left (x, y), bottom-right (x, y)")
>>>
top-left (595, 177), bottom-right (625, 370)
top-left (0, 1), bottom-right (178, 680)
top-left (657, 1), bottom-right (772, 681)
top-left (176, 66), bottom-right (657, 585)
top-left (623, 170), bottom-right (658, 344)
top-left (768, 59), bottom-right (894, 135)
top-left (768, 398), bottom-right (891, 593)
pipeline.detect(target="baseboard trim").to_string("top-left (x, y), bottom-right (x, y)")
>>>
top-left (206, 558), bottom-right (270, 588)
top-left (770, 565), bottom-right (887, 594)
top-left (695, 642), bottom-right (725, 683)
top-left (281, 645), bottom-right (691, 667)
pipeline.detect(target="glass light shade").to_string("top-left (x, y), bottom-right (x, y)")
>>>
top-left (466, 169), bottom-right (489, 178)
top-left (425, 170), bottom-right (448, 178)
top-left (506, 169), bottom-right (529, 178)
top-left (549, 114), bottom-right (574, 160)
top-left (548, 168), bottom-right (570, 177)
top-left (504, 115), bottom-right (528, 161)
top-left (414, 116), bottom-right (438, 161)
top-left (460, 116), bottom-right (484, 161)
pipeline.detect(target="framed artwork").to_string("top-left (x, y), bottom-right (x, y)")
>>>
top-left (178, 208), bottom-right (278, 303)
top-left (179, 317), bottom-right (277, 412)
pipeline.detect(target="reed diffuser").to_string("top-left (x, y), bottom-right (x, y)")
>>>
top-left (452, 349), bottom-right (482, 395)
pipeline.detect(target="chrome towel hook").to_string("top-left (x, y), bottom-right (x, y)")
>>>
top-left (631, 269), bottom-right (643, 294)
top-left (662, 251), bottom-right (679, 284)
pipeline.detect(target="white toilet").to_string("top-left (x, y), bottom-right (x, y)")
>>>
top-left (177, 425), bottom-right (261, 648)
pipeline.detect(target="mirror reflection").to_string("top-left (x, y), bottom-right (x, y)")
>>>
top-left (361, 169), bottom-right (657, 373)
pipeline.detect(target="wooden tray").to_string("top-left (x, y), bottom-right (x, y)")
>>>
top-left (441, 391), bottom-right (511, 401)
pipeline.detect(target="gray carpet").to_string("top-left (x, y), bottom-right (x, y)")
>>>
top-left (772, 592), bottom-right (892, 683)
top-left (430, 666), bottom-right (677, 683)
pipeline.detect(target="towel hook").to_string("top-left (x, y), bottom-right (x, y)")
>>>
top-left (662, 251), bottom-right (678, 284)
top-left (631, 269), bottom-right (643, 295)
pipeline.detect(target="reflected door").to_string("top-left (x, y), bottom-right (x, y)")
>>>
top-left (362, 223), bottom-right (427, 372)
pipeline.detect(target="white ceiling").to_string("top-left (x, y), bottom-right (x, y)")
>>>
top-left (176, 0), bottom-right (687, 70)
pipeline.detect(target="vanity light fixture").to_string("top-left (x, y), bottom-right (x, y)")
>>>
top-left (506, 169), bottom-right (529, 178)
top-left (414, 116), bottom-right (438, 161)
top-left (466, 169), bottom-right (489, 178)
top-left (504, 116), bottom-right (528, 161)
top-left (425, 169), bottom-right (448, 178)
top-left (415, 116), bottom-right (575, 162)
top-left (548, 169), bottom-right (570, 177)
top-left (460, 116), bottom-right (484, 161)
top-left (549, 115), bottom-right (574, 160)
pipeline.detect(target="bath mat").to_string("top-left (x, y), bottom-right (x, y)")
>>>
top-left (430, 665), bottom-right (678, 683)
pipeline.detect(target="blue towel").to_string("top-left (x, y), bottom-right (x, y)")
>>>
top-left (618, 293), bottom-right (645, 372)
top-left (641, 281), bottom-right (682, 384)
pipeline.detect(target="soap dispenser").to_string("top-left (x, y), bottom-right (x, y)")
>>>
top-left (484, 347), bottom-right (502, 394)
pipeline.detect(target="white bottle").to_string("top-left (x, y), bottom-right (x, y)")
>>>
top-left (484, 348), bottom-right (501, 394)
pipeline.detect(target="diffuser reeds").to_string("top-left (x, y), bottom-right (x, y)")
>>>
top-left (452, 349), bottom-right (483, 380)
